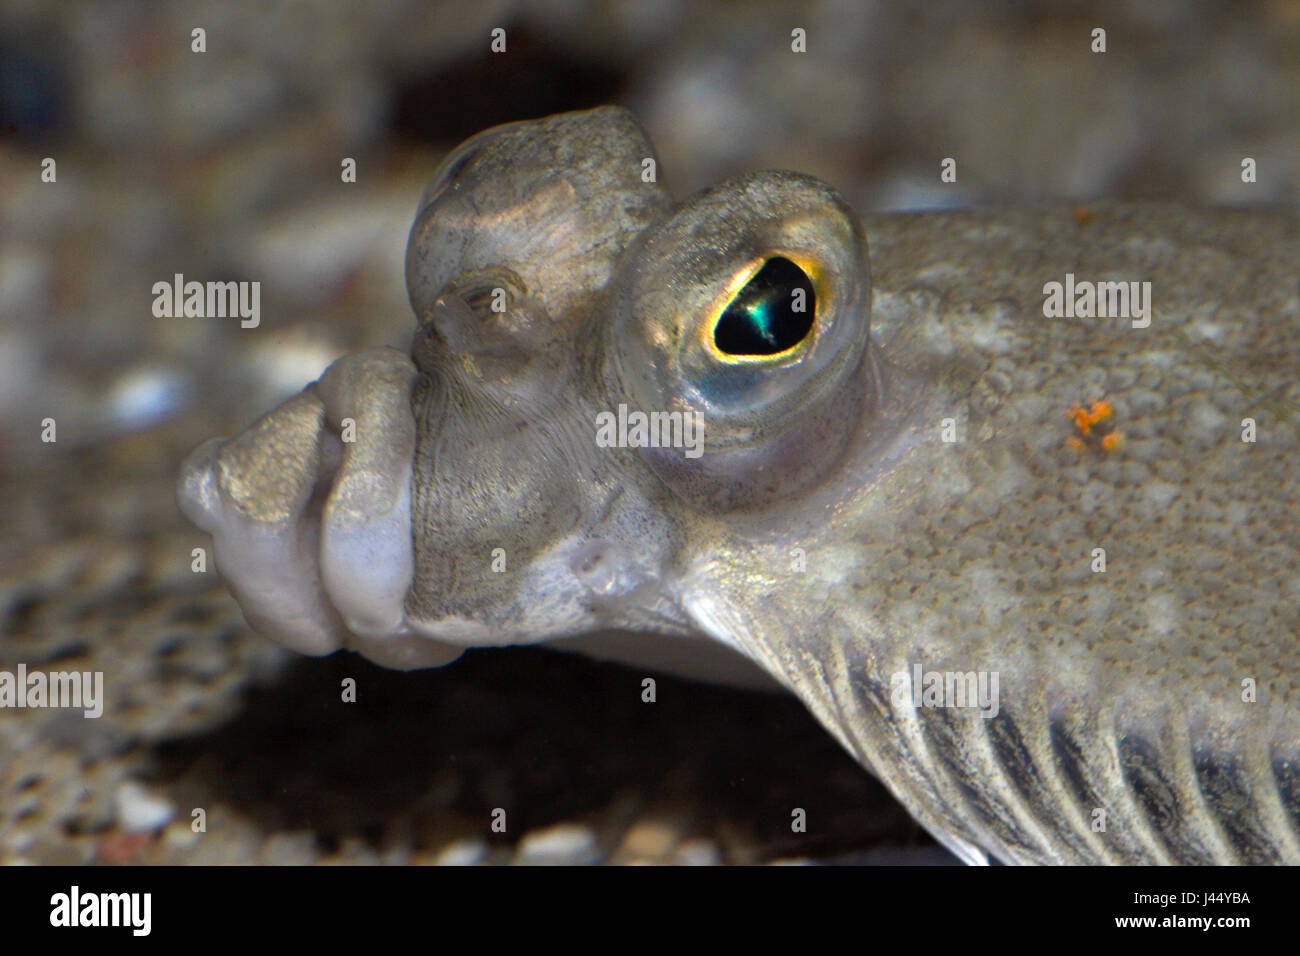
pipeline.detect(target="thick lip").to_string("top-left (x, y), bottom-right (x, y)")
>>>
top-left (178, 416), bottom-right (464, 672)
top-left (176, 432), bottom-right (349, 657)
top-left (174, 348), bottom-right (438, 664)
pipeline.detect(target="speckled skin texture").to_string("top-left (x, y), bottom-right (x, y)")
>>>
top-left (687, 202), bottom-right (1300, 864)
top-left (180, 108), bottom-right (1300, 864)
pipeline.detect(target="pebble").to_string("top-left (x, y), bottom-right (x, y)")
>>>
top-left (433, 837), bottom-right (488, 867)
top-left (615, 820), bottom-right (679, 861)
top-left (260, 831), bottom-right (319, 865)
top-left (672, 838), bottom-right (721, 866)
top-left (106, 365), bottom-right (190, 430)
top-left (516, 823), bottom-right (601, 865)
top-left (113, 781), bottom-right (175, 833)
top-left (163, 822), bottom-right (203, 851)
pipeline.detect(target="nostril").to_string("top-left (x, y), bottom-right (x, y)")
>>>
top-left (429, 292), bottom-right (483, 353)
top-left (425, 268), bottom-right (553, 362)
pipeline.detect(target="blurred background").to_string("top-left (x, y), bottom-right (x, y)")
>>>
top-left (1, 0), bottom-right (1296, 864)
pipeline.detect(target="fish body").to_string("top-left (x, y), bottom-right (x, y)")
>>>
top-left (178, 107), bottom-right (1300, 864)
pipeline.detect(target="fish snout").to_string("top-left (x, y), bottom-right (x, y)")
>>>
top-left (176, 347), bottom-right (461, 668)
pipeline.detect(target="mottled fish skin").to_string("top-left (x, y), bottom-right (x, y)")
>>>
top-left (686, 203), bottom-right (1300, 864)
top-left (178, 107), bottom-right (1300, 865)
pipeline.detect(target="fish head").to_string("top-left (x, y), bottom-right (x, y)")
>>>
top-left (176, 106), bottom-right (874, 669)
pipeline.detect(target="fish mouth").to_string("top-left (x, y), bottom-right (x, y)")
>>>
top-left (176, 347), bottom-right (463, 670)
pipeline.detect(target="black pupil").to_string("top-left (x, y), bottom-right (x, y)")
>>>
top-left (713, 257), bottom-right (816, 356)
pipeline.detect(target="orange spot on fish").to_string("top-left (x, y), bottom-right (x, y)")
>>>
top-left (1067, 398), bottom-right (1122, 453)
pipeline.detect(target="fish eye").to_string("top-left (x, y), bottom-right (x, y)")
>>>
top-left (712, 256), bottom-right (817, 358)
top-left (609, 170), bottom-right (873, 509)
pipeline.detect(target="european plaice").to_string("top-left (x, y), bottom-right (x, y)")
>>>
top-left (178, 106), bottom-right (1300, 865)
